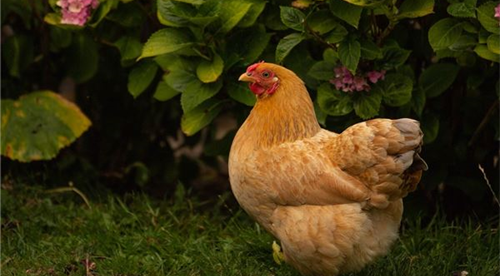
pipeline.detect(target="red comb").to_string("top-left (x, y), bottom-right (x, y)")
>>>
top-left (246, 60), bottom-right (265, 72)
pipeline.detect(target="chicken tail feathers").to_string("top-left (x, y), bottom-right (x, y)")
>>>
top-left (329, 118), bottom-right (428, 209)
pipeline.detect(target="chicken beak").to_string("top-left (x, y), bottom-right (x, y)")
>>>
top-left (239, 73), bottom-right (255, 82)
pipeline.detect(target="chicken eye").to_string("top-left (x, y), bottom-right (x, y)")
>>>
top-left (262, 71), bottom-right (270, 78)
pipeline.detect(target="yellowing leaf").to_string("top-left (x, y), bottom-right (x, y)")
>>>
top-left (1, 91), bottom-right (92, 162)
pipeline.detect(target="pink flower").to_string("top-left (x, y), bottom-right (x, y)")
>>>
top-left (366, 70), bottom-right (386, 84)
top-left (330, 66), bottom-right (379, 93)
top-left (495, 4), bottom-right (500, 19)
top-left (57, 0), bottom-right (99, 26)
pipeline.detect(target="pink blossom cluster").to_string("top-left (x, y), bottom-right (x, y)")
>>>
top-left (495, 4), bottom-right (500, 23)
top-left (57, 0), bottom-right (99, 26)
top-left (330, 66), bottom-right (386, 93)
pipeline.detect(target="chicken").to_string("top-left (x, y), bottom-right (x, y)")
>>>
top-left (228, 62), bottom-right (427, 276)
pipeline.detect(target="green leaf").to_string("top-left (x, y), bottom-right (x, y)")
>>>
top-left (329, 0), bottom-right (362, 28)
top-left (428, 18), bottom-right (463, 51)
top-left (323, 48), bottom-right (339, 63)
top-left (227, 81), bottom-right (256, 106)
top-left (379, 73), bottom-right (413, 107)
top-left (275, 33), bottom-right (305, 64)
top-left (157, 0), bottom-right (196, 27)
top-left (316, 83), bottom-right (353, 116)
top-left (2, 34), bottom-right (34, 78)
top-left (324, 23), bottom-right (348, 44)
top-left (227, 24), bottom-right (272, 64)
top-left (474, 44), bottom-right (500, 62)
top-left (139, 28), bottom-right (194, 59)
top-left (181, 80), bottom-right (223, 112)
top-left (477, 1), bottom-right (500, 33)
top-left (381, 44), bottom-right (411, 69)
top-left (153, 81), bottom-right (180, 101)
top-left (449, 34), bottom-right (477, 50)
top-left (353, 87), bottom-right (382, 119)
top-left (174, 0), bottom-right (204, 4)
top-left (164, 69), bottom-right (198, 92)
top-left (88, 0), bottom-right (118, 27)
top-left (360, 38), bottom-right (382, 60)
top-left (114, 36), bottom-right (142, 63)
top-left (419, 63), bottom-right (460, 98)
top-left (422, 112), bottom-right (439, 144)
top-left (307, 10), bottom-right (338, 35)
top-left (338, 38), bottom-right (361, 74)
top-left (308, 61), bottom-right (335, 81)
top-left (238, 0), bottom-right (266, 27)
top-left (397, 0), bottom-right (434, 19)
top-left (411, 88), bottom-right (426, 116)
top-left (487, 34), bottom-right (500, 54)
top-left (196, 53), bottom-right (224, 83)
top-left (66, 33), bottom-right (98, 83)
top-left (181, 99), bottom-right (224, 136)
top-left (456, 51), bottom-right (477, 67)
top-left (280, 6), bottom-right (305, 31)
top-left (1, 91), bottom-right (91, 162)
top-left (447, 0), bottom-right (476, 18)
top-left (128, 60), bottom-right (158, 98)
top-left (340, 0), bottom-right (385, 7)
top-left (216, 0), bottom-right (252, 34)
top-left (49, 26), bottom-right (72, 52)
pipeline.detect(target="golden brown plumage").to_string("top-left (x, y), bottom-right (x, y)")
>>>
top-left (228, 62), bottom-right (427, 276)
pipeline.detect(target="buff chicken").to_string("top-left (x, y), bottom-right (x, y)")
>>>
top-left (228, 62), bottom-right (427, 276)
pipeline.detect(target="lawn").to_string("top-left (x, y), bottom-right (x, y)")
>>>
top-left (1, 183), bottom-right (498, 276)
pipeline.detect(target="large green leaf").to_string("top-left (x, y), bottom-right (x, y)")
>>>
top-left (128, 60), bottom-right (158, 98)
top-left (237, 0), bottom-right (266, 27)
top-left (329, 0), bottom-right (363, 29)
top-left (353, 87), bottom-right (382, 119)
top-left (181, 80), bottom-right (223, 112)
top-left (411, 88), bottom-right (426, 117)
top-left (341, 0), bottom-right (385, 7)
top-left (324, 23), bottom-right (348, 44)
top-left (360, 39), bottom-right (382, 60)
top-left (306, 10), bottom-right (338, 35)
top-left (275, 33), bottom-right (305, 64)
top-left (196, 53), bottom-right (224, 83)
top-left (226, 24), bottom-right (272, 65)
top-left (422, 112), bottom-right (439, 144)
top-left (316, 83), bottom-right (353, 116)
top-left (181, 99), bottom-right (224, 136)
top-left (474, 44), bottom-right (500, 62)
top-left (308, 61), bottom-right (335, 81)
top-left (2, 34), bottom-right (34, 78)
top-left (139, 28), bottom-right (194, 59)
top-left (339, 38), bottom-right (361, 73)
top-left (447, 0), bottom-right (476, 18)
top-left (397, 0), bottom-right (434, 19)
top-left (227, 81), bottom-right (256, 106)
top-left (114, 36), bottom-right (142, 64)
top-left (428, 18), bottom-right (463, 51)
top-left (381, 43), bottom-right (411, 68)
top-left (216, 0), bottom-right (252, 34)
top-left (487, 34), bottom-right (500, 54)
top-left (1, 91), bottom-right (91, 162)
top-left (157, 0), bottom-right (196, 27)
top-left (280, 6), bottom-right (305, 31)
top-left (153, 81), bottom-right (180, 101)
top-left (419, 63), bottom-right (460, 98)
top-left (66, 33), bottom-right (99, 83)
top-left (379, 73), bottom-right (413, 107)
top-left (164, 69), bottom-right (198, 92)
top-left (477, 1), bottom-right (500, 33)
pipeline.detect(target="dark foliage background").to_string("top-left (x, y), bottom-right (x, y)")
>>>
top-left (2, 0), bottom-right (499, 221)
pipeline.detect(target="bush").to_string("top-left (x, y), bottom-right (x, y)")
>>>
top-left (1, 0), bottom-right (498, 218)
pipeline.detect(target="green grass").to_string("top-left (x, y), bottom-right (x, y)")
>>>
top-left (1, 184), bottom-right (498, 276)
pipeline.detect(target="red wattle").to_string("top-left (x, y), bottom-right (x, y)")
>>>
top-left (249, 83), bottom-right (266, 95)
